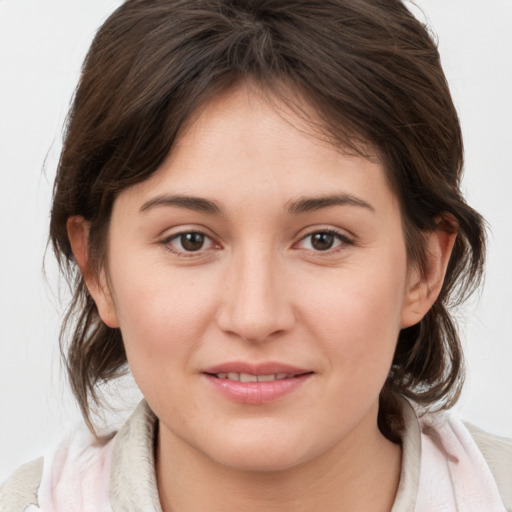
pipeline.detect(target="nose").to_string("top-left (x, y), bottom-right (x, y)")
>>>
top-left (216, 245), bottom-right (295, 343)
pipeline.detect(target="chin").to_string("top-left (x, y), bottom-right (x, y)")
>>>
top-left (197, 427), bottom-right (318, 473)
top-left (212, 445), bottom-right (308, 473)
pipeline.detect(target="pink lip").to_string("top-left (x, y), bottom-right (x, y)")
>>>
top-left (202, 361), bottom-right (313, 405)
top-left (204, 361), bottom-right (310, 375)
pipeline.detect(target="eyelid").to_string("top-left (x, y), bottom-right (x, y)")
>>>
top-left (294, 227), bottom-right (354, 253)
top-left (158, 225), bottom-right (353, 257)
top-left (159, 227), bottom-right (221, 256)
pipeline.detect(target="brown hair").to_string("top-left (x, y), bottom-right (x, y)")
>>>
top-left (50, 0), bottom-right (485, 437)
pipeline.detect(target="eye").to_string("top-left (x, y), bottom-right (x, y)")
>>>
top-left (296, 230), bottom-right (350, 252)
top-left (163, 231), bottom-right (217, 254)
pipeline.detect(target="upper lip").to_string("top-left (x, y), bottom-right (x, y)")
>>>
top-left (203, 362), bottom-right (312, 376)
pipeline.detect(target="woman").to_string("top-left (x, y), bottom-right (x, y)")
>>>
top-left (1, 0), bottom-right (510, 510)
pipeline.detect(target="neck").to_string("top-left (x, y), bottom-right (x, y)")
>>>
top-left (156, 408), bottom-right (401, 512)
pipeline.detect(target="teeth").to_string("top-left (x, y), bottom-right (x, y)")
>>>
top-left (257, 374), bottom-right (276, 382)
top-left (240, 373), bottom-right (258, 383)
top-left (215, 372), bottom-right (294, 382)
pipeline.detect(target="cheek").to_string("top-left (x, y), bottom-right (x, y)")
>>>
top-left (108, 261), bottom-right (219, 373)
top-left (300, 253), bottom-right (408, 378)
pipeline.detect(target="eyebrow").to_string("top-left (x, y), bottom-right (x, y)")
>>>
top-left (139, 192), bottom-right (374, 216)
top-left (140, 194), bottom-right (222, 214)
top-left (286, 194), bottom-right (375, 214)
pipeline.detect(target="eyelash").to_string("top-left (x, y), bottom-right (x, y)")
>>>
top-left (295, 229), bottom-right (352, 254)
top-left (160, 228), bottom-right (352, 257)
top-left (161, 230), bottom-right (219, 257)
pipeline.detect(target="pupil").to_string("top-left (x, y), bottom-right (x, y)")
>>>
top-left (181, 233), bottom-right (204, 251)
top-left (312, 232), bottom-right (334, 251)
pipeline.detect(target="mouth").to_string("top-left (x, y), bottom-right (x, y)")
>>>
top-left (207, 372), bottom-right (310, 382)
top-left (202, 363), bottom-right (313, 404)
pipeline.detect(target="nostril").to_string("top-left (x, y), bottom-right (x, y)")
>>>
top-left (215, 264), bottom-right (296, 341)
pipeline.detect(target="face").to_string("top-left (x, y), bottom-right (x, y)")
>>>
top-left (88, 84), bottom-right (428, 472)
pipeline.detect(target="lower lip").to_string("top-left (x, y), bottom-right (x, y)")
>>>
top-left (204, 373), bottom-right (312, 404)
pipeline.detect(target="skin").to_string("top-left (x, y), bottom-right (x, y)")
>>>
top-left (69, 83), bottom-right (456, 511)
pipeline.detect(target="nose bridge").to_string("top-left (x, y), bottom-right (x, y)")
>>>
top-left (217, 240), bottom-right (294, 342)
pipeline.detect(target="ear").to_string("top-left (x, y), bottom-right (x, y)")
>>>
top-left (401, 218), bottom-right (457, 328)
top-left (67, 216), bottom-right (120, 328)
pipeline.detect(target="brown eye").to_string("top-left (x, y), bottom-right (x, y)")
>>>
top-left (310, 232), bottom-right (335, 251)
top-left (296, 230), bottom-right (350, 253)
top-left (164, 231), bottom-right (216, 255)
top-left (179, 232), bottom-right (206, 251)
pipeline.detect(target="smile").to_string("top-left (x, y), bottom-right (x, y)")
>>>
top-left (212, 372), bottom-right (298, 382)
top-left (203, 364), bottom-right (313, 404)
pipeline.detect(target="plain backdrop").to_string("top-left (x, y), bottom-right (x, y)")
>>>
top-left (1, 0), bottom-right (511, 482)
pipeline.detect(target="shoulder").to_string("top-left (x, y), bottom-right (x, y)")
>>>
top-left (0, 401), bottom-right (158, 512)
top-left (464, 422), bottom-right (512, 510)
top-left (0, 457), bottom-right (43, 512)
top-left (395, 398), bottom-right (511, 512)
top-left (418, 408), bottom-right (511, 511)
top-left (0, 429), bottom-right (115, 512)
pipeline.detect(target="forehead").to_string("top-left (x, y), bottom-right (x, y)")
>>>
top-left (177, 81), bottom-right (380, 162)
top-left (115, 82), bottom-right (398, 218)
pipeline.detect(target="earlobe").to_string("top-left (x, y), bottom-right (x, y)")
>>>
top-left (66, 216), bottom-right (120, 328)
top-left (401, 220), bottom-right (457, 328)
